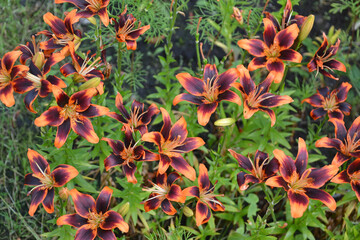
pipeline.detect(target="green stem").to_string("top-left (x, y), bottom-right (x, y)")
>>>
top-left (261, 183), bottom-right (277, 224)
top-left (117, 41), bottom-right (123, 89)
top-left (196, 32), bottom-right (201, 70)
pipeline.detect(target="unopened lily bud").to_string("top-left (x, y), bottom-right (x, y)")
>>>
top-left (79, 77), bottom-right (101, 91)
top-left (298, 14), bottom-right (315, 43)
top-left (214, 118), bottom-right (236, 127)
top-left (183, 206), bottom-right (194, 217)
top-left (118, 202), bottom-right (130, 216)
top-left (330, 29), bottom-right (341, 45)
top-left (59, 187), bottom-right (70, 200)
top-left (87, 16), bottom-right (97, 26)
top-left (33, 51), bottom-right (45, 70)
top-left (231, 7), bottom-right (243, 25)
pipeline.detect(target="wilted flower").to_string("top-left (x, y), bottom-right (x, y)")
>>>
top-left (112, 6), bottom-right (150, 50)
top-left (302, 82), bottom-right (352, 120)
top-left (173, 64), bottom-right (241, 126)
top-left (142, 172), bottom-right (186, 215)
top-left (183, 164), bottom-right (224, 226)
top-left (234, 65), bottom-right (293, 126)
top-left (316, 117), bottom-right (360, 167)
top-left (57, 187), bottom-right (129, 239)
top-left (34, 87), bottom-right (109, 148)
top-left (266, 138), bottom-right (337, 218)
top-left (25, 149), bottom-right (78, 216)
top-left (238, 18), bottom-right (302, 83)
top-left (228, 149), bottom-right (279, 191)
top-left (308, 33), bottom-right (346, 80)
top-left (142, 108), bottom-right (205, 181)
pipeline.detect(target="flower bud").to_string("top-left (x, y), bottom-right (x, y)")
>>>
top-left (59, 187), bottom-right (70, 200)
top-left (32, 51), bottom-right (45, 70)
top-left (298, 14), bottom-right (315, 43)
top-left (214, 118), bottom-right (236, 127)
top-left (87, 16), bottom-right (97, 26)
top-left (183, 206), bottom-right (194, 217)
top-left (118, 202), bottom-right (130, 216)
top-left (79, 77), bottom-right (101, 91)
top-left (231, 7), bottom-right (243, 25)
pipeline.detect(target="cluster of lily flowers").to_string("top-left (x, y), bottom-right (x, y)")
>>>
top-left (0, 0), bottom-right (358, 239)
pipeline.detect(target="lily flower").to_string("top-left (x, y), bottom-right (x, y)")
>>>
top-left (25, 149), bottom-right (78, 216)
top-left (332, 158), bottom-right (360, 202)
top-left (234, 65), bottom-right (293, 127)
top-left (112, 6), bottom-right (150, 50)
top-left (302, 82), bottom-right (352, 120)
top-left (228, 149), bottom-right (279, 191)
top-left (142, 108), bottom-right (205, 181)
top-left (307, 33), bottom-right (346, 80)
top-left (238, 18), bottom-right (302, 83)
top-left (173, 64), bottom-right (241, 126)
top-left (265, 138), bottom-right (337, 218)
top-left (265, 0), bottom-right (307, 31)
top-left (0, 50), bottom-right (29, 107)
top-left (102, 130), bottom-right (158, 184)
top-left (183, 164), bottom-right (225, 226)
top-left (107, 92), bottom-right (160, 135)
top-left (55, 0), bottom-right (110, 26)
top-left (57, 187), bottom-right (129, 240)
top-left (141, 172), bottom-right (186, 215)
top-left (34, 86), bottom-right (109, 148)
top-left (316, 117), bottom-right (360, 167)
top-left (16, 35), bottom-right (53, 69)
top-left (38, 9), bottom-right (81, 56)
top-left (13, 53), bottom-right (66, 113)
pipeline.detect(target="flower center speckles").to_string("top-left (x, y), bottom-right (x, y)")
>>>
top-left (253, 156), bottom-right (270, 181)
top-left (40, 173), bottom-right (54, 189)
top-left (322, 95), bottom-right (338, 111)
top-left (88, 211), bottom-right (106, 230)
top-left (288, 171), bottom-right (312, 193)
top-left (129, 106), bottom-right (146, 130)
top-left (265, 45), bottom-right (280, 60)
top-left (86, 0), bottom-right (102, 11)
top-left (341, 133), bottom-right (360, 156)
top-left (200, 185), bottom-right (223, 207)
top-left (161, 135), bottom-right (184, 154)
top-left (61, 104), bottom-right (78, 120)
top-left (120, 147), bottom-right (136, 167)
top-left (0, 70), bottom-right (11, 87)
top-left (203, 76), bottom-right (219, 103)
top-left (116, 19), bottom-right (136, 42)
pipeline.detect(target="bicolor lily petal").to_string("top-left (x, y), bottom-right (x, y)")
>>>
top-left (24, 149), bottom-right (78, 216)
top-left (0, 50), bottom-right (29, 107)
top-left (228, 149), bottom-right (279, 191)
top-left (332, 158), bottom-right (360, 202)
top-left (102, 130), bottom-right (158, 184)
top-left (34, 86), bottom-right (109, 148)
top-left (107, 92), bottom-right (160, 135)
top-left (38, 10), bottom-right (82, 56)
top-left (234, 65), bottom-right (293, 126)
top-left (55, 0), bottom-right (110, 26)
top-left (142, 108), bottom-right (205, 181)
top-left (13, 52), bottom-right (66, 113)
top-left (57, 187), bottom-right (129, 239)
top-left (141, 172), bottom-right (185, 215)
top-left (183, 164), bottom-right (224, 226)
top-left (302, 82), bottom-right (352, 120)
top-left (265, 138), bottom-right (337, 218)
top-left (112, 6), bottom-right (150, 50)
top-left (173, 64), bottom-right (241, 126)
top-left (238, 19), bottom-right (302, 83)
top-left (316, 117), bottom-right (360, 166)
top-left (307, 33), bottom-right (346, 80)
